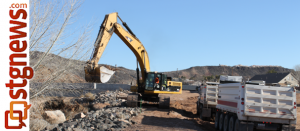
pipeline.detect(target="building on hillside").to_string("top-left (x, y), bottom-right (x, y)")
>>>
top-left (250, 72), bottom-right (299, 87)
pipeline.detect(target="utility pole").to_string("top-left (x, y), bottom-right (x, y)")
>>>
top-left (114, 64), bottom-right (117, 83)
top-left (177, 68), bottom-right (179, 78)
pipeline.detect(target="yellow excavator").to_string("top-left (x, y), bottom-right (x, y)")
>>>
top-left (84, 12), bottom-right (182, 108)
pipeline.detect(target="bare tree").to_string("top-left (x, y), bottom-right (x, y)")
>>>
top-left (29, 0), bottom-right (93, 99)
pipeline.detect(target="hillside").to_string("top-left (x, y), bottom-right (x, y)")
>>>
top-left (163, 66), bottom-right (293, 82)
top-left (29, 51), bottom-right (138, 84)
top-left (30, 51), bottom-right (294, 84)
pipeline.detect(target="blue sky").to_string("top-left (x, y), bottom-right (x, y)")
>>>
top-left (74, 0), bottom-right (300, 72)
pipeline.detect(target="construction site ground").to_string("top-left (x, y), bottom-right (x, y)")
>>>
top-left (124, 90), bottom-right (213, 131)
top-left (32, 90), bottom-right (300, 131)
top-left (124, 91), bottom-right (300, 131)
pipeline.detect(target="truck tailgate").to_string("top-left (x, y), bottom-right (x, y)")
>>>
top-left (244, 84), bottom-right (297, 120)
top-left (206, 85), bottom-right (218, 105)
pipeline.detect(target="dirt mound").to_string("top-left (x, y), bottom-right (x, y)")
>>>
top-left (43, 98), bottom-right (88, 120)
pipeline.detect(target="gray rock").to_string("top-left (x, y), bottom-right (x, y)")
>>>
top-left (109, 113), bottom-right (116, 120)
top-left (92, 113), bottom-right (97, 118)
top-left (72, 128), bottom-right (84, 131)
top-left (63, 127), bottom-right (72, 131)
top-left (44, 123), bottom-right (58, 130)
top-left (62, 121), bottom-right (77, 128)
top-left (102, 124), bottom-right (108, 130)
top-left (104, 119), bottom-right (110, 124)
top-left (53, 127), bottom-right (62, 131)
top-left (115, 121), bottom-right (127, 128)
top-left (80, 121), bottom-right (85, 128)
top-left (96, 122), bottom-right (102, 128)
top-left (96, 119), bottom-right (102, 123)
top-left (123, 114), bottom-right (130, 120)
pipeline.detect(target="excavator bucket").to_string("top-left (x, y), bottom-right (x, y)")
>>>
top-left (84, 66), bottom-right (115, 83)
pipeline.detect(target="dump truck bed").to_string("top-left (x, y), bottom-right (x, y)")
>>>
top-left (217, 83), bottom-right (297, 124)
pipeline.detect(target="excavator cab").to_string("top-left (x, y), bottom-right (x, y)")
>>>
top-left (145, 72), bottom-right (167, 91)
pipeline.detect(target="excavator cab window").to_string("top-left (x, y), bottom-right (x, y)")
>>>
top-left (145, 73), bottom-right (155, 90)
top-left (145, 73), bottom-right (168, 91)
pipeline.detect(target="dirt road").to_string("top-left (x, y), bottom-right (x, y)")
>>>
top-left (124, 90), bottom-right (214, 131)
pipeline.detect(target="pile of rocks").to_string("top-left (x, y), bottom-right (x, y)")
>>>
top-left (42, 90), bottom-right (143, 131)
top-left (72, 90), bottom-right (131, 108)
top-left (43, 107), bottom-right (142, 131)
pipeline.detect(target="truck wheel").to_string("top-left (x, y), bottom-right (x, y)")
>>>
top-left (234, 117), bottom-right (240, 131)
top-left (223, 114), bottom-right (230, 131)
top-left (219, 113), bottom-right (224, 131)
top-left (127, 94), bottom-right (138, 107)
top-left (228, 116), bottom-right (236, 131)
top-left (159, 96), bottom-right (170, 109)
top-left (215, 111), bottom-right (220, 129)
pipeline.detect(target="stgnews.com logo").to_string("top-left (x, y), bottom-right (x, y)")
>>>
top-left (1, 1), bottom-right (33, 130)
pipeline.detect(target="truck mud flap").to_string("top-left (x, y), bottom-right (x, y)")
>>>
top-left (255, 123), bottom-right (280, 130)
top-left (281, 125), bottom-right (295, 131)
top-left (239, 122), bottom-right (254, 131)
top-left (202, 108), bottom-right (211, 117)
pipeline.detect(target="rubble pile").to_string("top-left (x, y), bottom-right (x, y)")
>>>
top-left (42, 90), bottom-right (143, 131)
top-left (72, 90), bottom-right (131, 108)
top-left (43, 107), bottom-right (141, 131)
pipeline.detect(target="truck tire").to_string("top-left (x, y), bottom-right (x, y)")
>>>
top-left (127, 94), bottom-right (138, 107)
top-left (215, 111), bottom-right (220, 129)
top-left (234, 117), bottom-right (240, 131)
top-left (223, 114), bottom-right (230, 131)
top-left (228, 116), bottom-right (236, 131)
top-left (159, 96), bottom-right (170, 109)
top-left (219, 113), bottom-right (224, 131)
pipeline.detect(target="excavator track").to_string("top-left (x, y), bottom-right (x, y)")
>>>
top-left (159, 95), bottom-right (170, 109)
top-left (126, 94), bottom-right (138, 107)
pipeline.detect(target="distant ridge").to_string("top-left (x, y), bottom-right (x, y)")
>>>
top-left (30, 51), bottom-right (294, 84)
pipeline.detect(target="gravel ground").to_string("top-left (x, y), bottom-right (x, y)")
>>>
top-left (41, 90), bottom-right (143, 131)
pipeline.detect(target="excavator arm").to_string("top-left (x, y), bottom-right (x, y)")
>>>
top-left (84, 12), bottom-right (150, 83)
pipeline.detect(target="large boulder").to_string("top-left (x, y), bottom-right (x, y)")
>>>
top-left (42, 110), bottom-right (66, 124)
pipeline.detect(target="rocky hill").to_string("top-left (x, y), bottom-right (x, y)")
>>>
top-left (163, 66), bottom-right (293, 82)
top-left (30, 51), bottom-right (294, 84)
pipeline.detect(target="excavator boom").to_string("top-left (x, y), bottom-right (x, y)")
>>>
top-left (85, 12), bottom-right (182, 109)
top-left (84, 12), bottom-right (150, 83)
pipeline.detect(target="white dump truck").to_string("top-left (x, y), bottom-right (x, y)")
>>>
top-left (214, 75), bottom-right (297, 131)
top-left (197, 82), bottom-right (219, 120)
